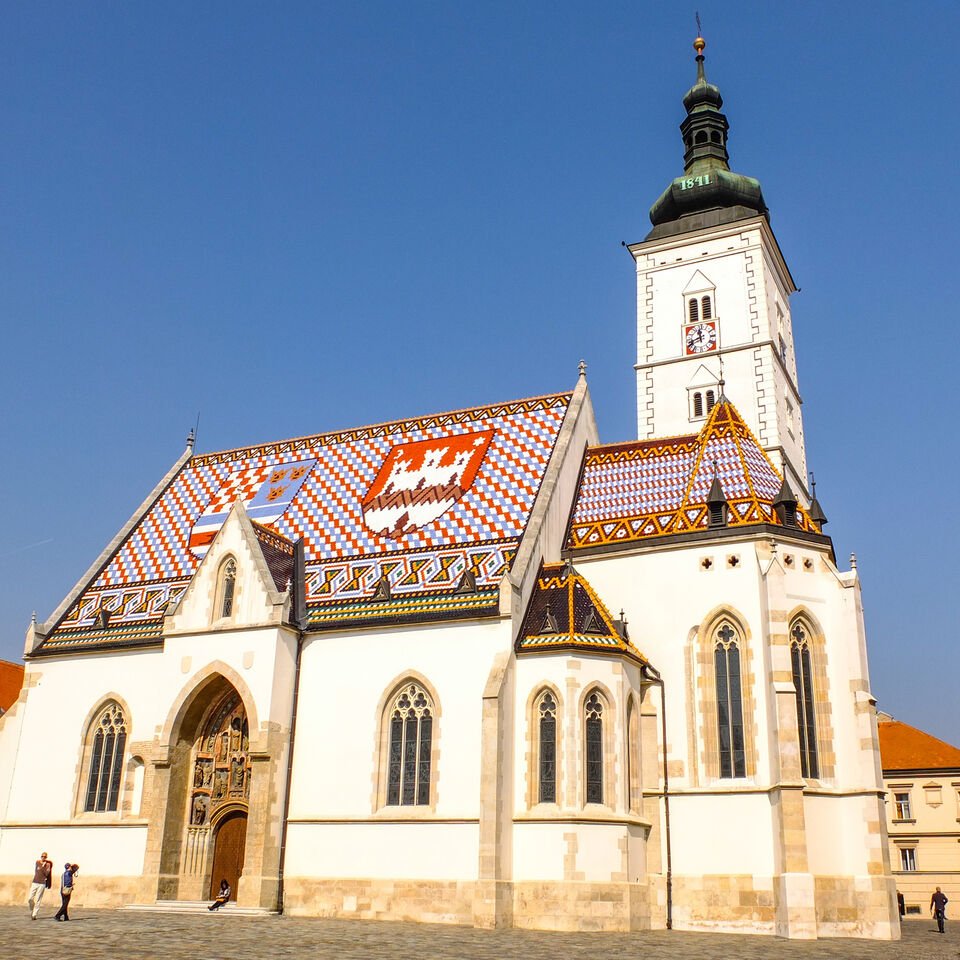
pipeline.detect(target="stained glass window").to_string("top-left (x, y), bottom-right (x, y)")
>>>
top-left (84, 702), bottom-right (127, 812)
top-left (220, 559), bottom-right (237, 618)
top-left (585, 692), bottom-right (604, 804)
top-left (715, 623), bottom-right (746, 778)
top-left (790, 622), bottom-right (819, 778)
top-left (386, 683), bottom-right (433, 806)
top-left (538, 692), bottom-right (557, 803)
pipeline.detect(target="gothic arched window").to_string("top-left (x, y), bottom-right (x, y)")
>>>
top-left (584, 691), bottom-right (605, 804)
top-left (537, 691), bottom-right (558, 803)
top-left (714, 623), bottom-right (746, 778)
top-left (219, 558), bottom-right (237, 619)
top-left (84, 702), bottom-right (127, 812)
top-left (386, 682), bottom-right (433, 806)
top-left (790, 620), bottom-right (819, 778)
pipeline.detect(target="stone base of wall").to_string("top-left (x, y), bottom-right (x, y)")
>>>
top-left (814, 875), bottom-right (899, 940)
top-left (669, 874), bottom-right (899, 940)
top-left (282, 877), bottom-right (477, 925)
top-left (671, 874), bottom-right (776, 934)
top-left (283, 877), bottom-right (652, 931)
top-left (0, 874), bottom-right (147, 909)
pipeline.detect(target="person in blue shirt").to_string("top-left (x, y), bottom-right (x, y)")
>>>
top-left (54, 863), bottom-right (78, 921)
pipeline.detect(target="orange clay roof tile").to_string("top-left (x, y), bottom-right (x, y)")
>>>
top-left (878, 717), bottom-right (960, 772)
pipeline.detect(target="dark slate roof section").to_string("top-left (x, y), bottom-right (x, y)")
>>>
top-left (252, 522), bottom-right (297, 593)
top-left (517, 563), bottom-right (647, 661)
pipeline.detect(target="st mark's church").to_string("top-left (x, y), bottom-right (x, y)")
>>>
top-left (0, 40), bottom-right (900, 939)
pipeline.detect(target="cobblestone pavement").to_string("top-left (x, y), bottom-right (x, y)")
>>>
top-left (0, 907), bottom-right (956, 960)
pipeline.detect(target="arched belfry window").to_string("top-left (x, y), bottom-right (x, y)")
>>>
top-left (706, 389), bottom-right (716, 413)
top-left (537, 691), bottom-right (558, 803)
top-left (386, 682), bottom-right (433, 806)
top-left (693, 392), bottom-right (704, 418)
top-left (584, 691), bottom-right (605, 804)
top-left (714, 622), bottom-right (746, 778)
top-left (701, 295), bottom-right (712, 319)
top-left (790, 620), bottom-right (819, 778)
top-left (688, 298), bottom-right (699, 323)
top-left (84, 702), bottom-right (127, 812)
top-left (218, 558), bottom-right (237, 619)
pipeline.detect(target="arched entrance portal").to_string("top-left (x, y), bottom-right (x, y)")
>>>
top-left (189, 690), bottom-right (251, 900)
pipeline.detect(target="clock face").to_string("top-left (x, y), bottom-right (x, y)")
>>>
top-left (684, 321), bottom-right (718, 355)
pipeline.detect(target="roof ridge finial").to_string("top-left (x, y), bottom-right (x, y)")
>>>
top-left (810, 470), bottom-right (817, 498)
top-left (717, 354), bottom-right (727, 402)
top-left (694, 13), bottom-right (706, 82)
top-left (578, 358), bottom-right (587, 378)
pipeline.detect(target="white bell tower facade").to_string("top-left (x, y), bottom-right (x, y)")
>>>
top-left (628, 40), bottom-right (808, 497)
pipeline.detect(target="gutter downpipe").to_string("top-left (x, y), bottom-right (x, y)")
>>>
top-left (643, 661), bottom-right (672, 930)
top-left (276, 541), bottom-right (306, 915)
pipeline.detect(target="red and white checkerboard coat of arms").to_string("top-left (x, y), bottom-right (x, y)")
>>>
top-left (362, 430), bottom-right (494, 539)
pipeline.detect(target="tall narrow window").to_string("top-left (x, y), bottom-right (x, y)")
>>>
top-left (688, 298), bottom-right (699, 323)
top-left (386, 683), bottom-right (433, 806)
top-left (706, 389), bottom-right (716, 412)
top-left (693, 392), bottom-right (704, 417)
top-left (790, 621), bottom-right (819, 778)
top-left (899, 847), bottom-right (917, 872)
top-left (894, 791), bottom-right (912, 820)
top-left (84, 702), bottom-right (127, 812)
top-left (584, 691), bottom-right (604, 804)
top-left (701, 295), bottom-right (712, 319)
top-left (538, 691), bottom-right (557, 803)
top-left (714, 623), bottom-right (746, 778)
top-left (220, 559), bottom-right (237, 618)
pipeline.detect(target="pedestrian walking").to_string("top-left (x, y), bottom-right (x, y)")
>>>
top-left (26, 851), bottom-right (52, 919)
top-left (54, 863), bottom-right (78, 921)
top-left (931, 886), bottom-right (948, 934)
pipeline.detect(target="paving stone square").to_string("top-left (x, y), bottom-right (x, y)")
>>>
top-left (0, 907), bottom-right (957, 960)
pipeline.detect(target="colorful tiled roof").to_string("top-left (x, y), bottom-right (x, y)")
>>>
top-left (0, 659), bottom-right (24, 713)
top-left (517, 563), bottom-right (647, 662)
top-left (568, 399), bottom-right (819, 551)
top-left (37, 392), bottom-right (572, 652)
top-left (878, 716), bottom-right (960, 772)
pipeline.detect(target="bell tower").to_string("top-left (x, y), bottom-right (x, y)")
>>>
top-left (628, 36), bottom-right (808, 496)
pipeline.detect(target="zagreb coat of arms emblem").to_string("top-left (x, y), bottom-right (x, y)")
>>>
top-left (362, 430), bottom-right (494, 539)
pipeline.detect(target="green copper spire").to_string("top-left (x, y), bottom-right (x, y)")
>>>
top-left (647, 36), bottom-right (768, 240)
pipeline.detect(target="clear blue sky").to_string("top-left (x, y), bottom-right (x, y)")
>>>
top-left (1, 2), bottom-right (956, 744)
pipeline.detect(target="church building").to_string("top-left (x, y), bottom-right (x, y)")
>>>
top-left (0, 39), bottom-right (900, 939)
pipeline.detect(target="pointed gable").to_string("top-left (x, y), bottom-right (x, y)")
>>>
top-left (568, 397), bottom-right (821, 550)
top-left (517, 563), bottom-right (646, 662)
top-left (682, 269), bottom-right (714, 295)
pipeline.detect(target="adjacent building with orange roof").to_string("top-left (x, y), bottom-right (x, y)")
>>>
top-left (0, 660), bottom-right (24, 717)
top-left (878, 713), bottom-right (960, 916)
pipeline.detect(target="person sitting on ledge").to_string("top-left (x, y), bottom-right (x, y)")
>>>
top-left (208, 879), bottom-right (230, 911)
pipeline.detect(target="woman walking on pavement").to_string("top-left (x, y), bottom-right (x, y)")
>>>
top-left (54, 863), bottom-right (78, 921)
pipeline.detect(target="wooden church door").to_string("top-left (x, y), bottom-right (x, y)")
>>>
top-left (209, 811), bottom-right (247, 900)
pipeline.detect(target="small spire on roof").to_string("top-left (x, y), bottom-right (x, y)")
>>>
top-left (694, 14), bottom-right (706, 81)
top-left (807, 471), bottom-right (828, 528)
top-left (707, 459), bottom-right (728, 528)
top-left (186, 428), bottom-right (195, 451)
top-left (773, 477), bottom-right (799, 528)
top-left (717, 355), bottom-right (727, 403)
top-left (31, 611), bottom-right (37, 625)
top-left (850, 553), bottom-right (857, 570)
top-left (578, 359), bottom-right (587, 378)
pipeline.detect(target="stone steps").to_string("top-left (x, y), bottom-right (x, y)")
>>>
top-left (123, 900), bottom-right (276, 917)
